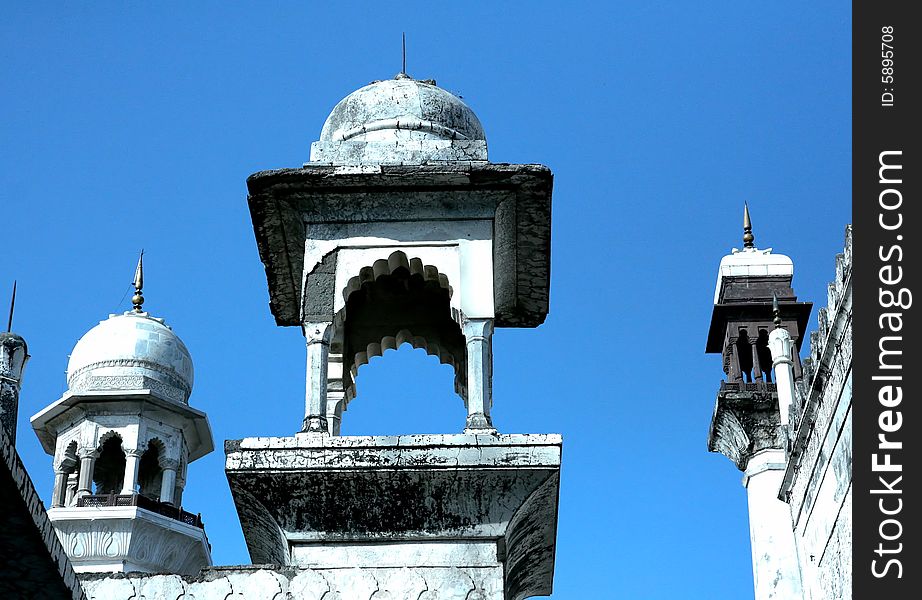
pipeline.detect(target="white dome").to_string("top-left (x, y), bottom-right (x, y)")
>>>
top-left (66, 311), bottom-right (194, 403)
top-left (319, 76), bottom-right (486, 143)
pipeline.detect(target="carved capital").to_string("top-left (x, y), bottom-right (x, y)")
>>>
top-left (124, 448), bottom-right (145, 458)
top-left (303, 321), bottom-right (334, 345)
top-left (77, 447), bottom-right (99, 460)
top-left (159, 457), bottom-right (180, 471)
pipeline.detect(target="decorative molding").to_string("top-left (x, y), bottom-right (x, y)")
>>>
top-left (69, 364), bottom-right (190, 403)
top-left (80, 566), bottom-right (500, 600)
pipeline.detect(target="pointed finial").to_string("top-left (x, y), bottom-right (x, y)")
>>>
top-left (131, 250), bottom-right (145, 312)
top-left (742, 202), bottom-right (755, 248)
top-left (773, 293), bottom-right (782, 328)
top-left (6, 280), bottom-right (16, 332)
top-left (402, 32), bottom-right (407, 75)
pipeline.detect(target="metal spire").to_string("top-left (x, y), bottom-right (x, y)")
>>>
top-left (6, 280), bottom-right (15, 332)
top-left (743, 202), bottom-right (755, 248)
top-left (131, 251), bottom-right (145, 312)
top-left (772, 293), bottom-right (782, 328)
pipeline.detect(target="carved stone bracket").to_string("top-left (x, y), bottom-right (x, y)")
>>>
top-left (707, 385), bottom-right (785, 471)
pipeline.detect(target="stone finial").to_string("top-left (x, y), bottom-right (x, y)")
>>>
top-left (6, 280), bottom-right (15, 332)
top-left (743, 202), bottom-right (755, 248)
top-left (132, 251), bottom-right (145, 312)
top-left (773, 293), bottom-right (782, 328)
top-left (401, 32), bottom-right (407, 77)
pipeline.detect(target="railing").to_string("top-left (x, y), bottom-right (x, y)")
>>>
top-left (719, 381), bottom-right (778, 393)
top-left (75, 493), bottom-right (204, 529)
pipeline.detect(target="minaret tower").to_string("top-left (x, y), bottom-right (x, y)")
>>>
top-left (226, 72), bottom-right (561, 599)
top-left (30, 256), bottom-right (214, 574)
top-left (1, 282), bottom-right (29, 445)
top-left (706, 205), bottom-right (812, 600)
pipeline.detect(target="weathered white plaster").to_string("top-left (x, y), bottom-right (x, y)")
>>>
top-left (744, 450), bottom-right (804, 600)
top-left (308, 76), bottom-right (488, 166)
top-left (80, 565), bottom-right (504, 600)
top-left (291, 540), bottom-right (497, 568)
top-left (66, 312), bottom-right (194, 404)
top-left (225, 433), bottom-right (560, 598)
top-left (50, 506), bottom-right (211, 575)
top-left (714, 247), bottom-right (794, 304)
top-left (769, 327), bottom-right (797, 428)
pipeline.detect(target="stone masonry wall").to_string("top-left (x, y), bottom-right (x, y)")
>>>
top-left (787, 225), bottom-right (853, 600)
top-left (0, 426), bottom-right (87, 600)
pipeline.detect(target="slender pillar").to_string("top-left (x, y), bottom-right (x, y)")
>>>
top-left (65, 473), bottom-right (78, 506)
top-left (463, 318), bottom-right (495, 432)
top-left (159, 458), bottom-right (179, 504)
top-left (769, 328), bottom-right (798, 427)
top-left (743, 450), bottom-right (804, 599)
top-left (76, 448), bottom-right (98, 497)
top-left (302, 321), bottom-right (333, 433)
top-left (51, 468), bottom-right (68, 508)
top-left (121, 448), bottom-right (143, 495)
top-left (325, 352), bottom-right (346, 435)
top-left (750, 338), bottom-right (763, 382)
top-left (174, 471), bottom-right (186, 508)
top-left (726, 336), bottom-right (742, 382)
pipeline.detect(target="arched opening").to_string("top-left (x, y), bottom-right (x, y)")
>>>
top-left (736, 330), bottom-right (753, 383)
top-left (57, 441), bottom-right (79, 507)
top-left (137, 439), bottom-right (164, 500)
top-left (93, 434), bottom-right (125, 495)
top-left (757, 329), bottom-right (773, 383)
top-left (335, 252), bottom-right (467, 430)
top-left (340, 343), bottom-right (467, 435)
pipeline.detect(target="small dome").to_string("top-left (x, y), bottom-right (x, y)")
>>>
top-left (67, 312), bottom-right (194, 403)
top-left (319, 76), bottom-right (486, 143)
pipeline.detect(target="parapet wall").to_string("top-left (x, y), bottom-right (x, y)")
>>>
top-left (784, 225), bottom-right (853, 600)
top-left (80, 565), bottom-right (500, 599)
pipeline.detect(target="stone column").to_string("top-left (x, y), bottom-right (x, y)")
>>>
top-left (750, 338), bottom-right (764, 382)
top-left (76, 447), bottom-right (98, 498)
top-left (51, 468), bottom-right (68, 508)
top-left (121, 448), bottom-right (143, 495)
top-left (302, 321), bottom-right (333, 433)
top-left (325, 351), bottom-right (346, 435)
top-left (463, 318), bottom-right (495, 432)
top-left (65, 473), bottom-right (78, 506)
top-left (726, 336), bottom-right (742, 382)
top-left (744, 450), bottom-right (804, 600)
top-left (174, 471), bottom-right (186, 508)
top-left (708, 384), bottom-right (804, 600)
top-left (159, 458), bottom-right (179, 504)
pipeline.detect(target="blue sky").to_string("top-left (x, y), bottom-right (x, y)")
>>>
top-left (1, 3), bottom-right (850, 598)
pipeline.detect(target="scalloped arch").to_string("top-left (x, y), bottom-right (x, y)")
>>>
top-left (345, 327), bottom-right (466, 403)
top-left (333, 250), bottom-right (467, 416)
top-left (339, 250), bottom-right (454, 321)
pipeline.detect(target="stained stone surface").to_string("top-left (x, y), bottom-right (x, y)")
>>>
top-left (1, 426), bottom-right (86, 600)
top-left (308, 76), bottom-right (489, 166)
top-left (782, 226), bottom-right (853, 600)
top-left (246, 163), bottom-right (553, 329)
top-left (225, 433), bottom-right (561, 600)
